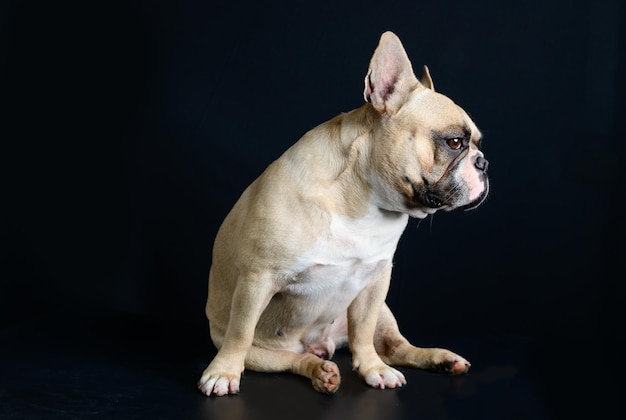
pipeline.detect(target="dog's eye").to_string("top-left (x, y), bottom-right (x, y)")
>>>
top-left (446, 138), bottom-right (463, 150)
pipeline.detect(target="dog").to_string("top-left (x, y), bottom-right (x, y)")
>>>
top-left (198, 31), bottom-right (489, 396)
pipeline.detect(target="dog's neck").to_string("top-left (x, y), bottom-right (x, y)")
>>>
top-left (284, 104), bottom-right (404, 221)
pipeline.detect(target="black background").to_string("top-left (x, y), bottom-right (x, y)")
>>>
top-left (2, 0), bottom-right (625, 417)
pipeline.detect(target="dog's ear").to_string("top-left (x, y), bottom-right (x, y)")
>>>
top-left (420, 65), bottom-right (435, 91)
top-left (363, 31), bottom-right (420, 114)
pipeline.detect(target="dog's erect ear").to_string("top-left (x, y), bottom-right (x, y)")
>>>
top-left (363, 31), bottom-right (420, 114)
top-left (420, 65), bottom-right (435, 91)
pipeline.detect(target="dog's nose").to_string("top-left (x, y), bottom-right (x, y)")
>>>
top-left (474, 156), bottom-right (489, 173)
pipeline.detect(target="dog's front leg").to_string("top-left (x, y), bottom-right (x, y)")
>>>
top-left (198, 273), bottom-right (276, 396)
top-left (348, 264), bottom-right (407, 389)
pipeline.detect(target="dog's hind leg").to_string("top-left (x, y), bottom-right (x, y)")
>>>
top-left (245, 346), bottom-right (341, 394)
top-left (374, 303), bottom-right (471, 375)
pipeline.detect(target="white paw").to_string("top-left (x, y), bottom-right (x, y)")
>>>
top-left (198, 369), bottom-right (241, 396)
top-left (363, 365), bottom-right (406, 389)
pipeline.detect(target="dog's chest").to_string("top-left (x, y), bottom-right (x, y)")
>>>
top-left (284, 211), bottom-right (408, 297)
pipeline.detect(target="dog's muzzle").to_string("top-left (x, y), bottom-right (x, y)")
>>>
top-left (418, 153), bottom-right (490, 211)
top-left (460, 154), bottom-right (490, 210)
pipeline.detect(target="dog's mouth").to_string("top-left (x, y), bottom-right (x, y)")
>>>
top-left (407, 176), bottom-right (477, 211)
top-left (459, 181), bottom-right (489, 211)
top-left (409, 177), bottom-right (489, 212)
top-left (406, 179), bottom-right (449, 210)
top-left (419, 190), bottom-right (446, 209)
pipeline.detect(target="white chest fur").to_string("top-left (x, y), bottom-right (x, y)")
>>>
top-left (283, 208), bottom-right (408, 310)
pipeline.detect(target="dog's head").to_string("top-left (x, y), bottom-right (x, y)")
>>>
top-left (364, 32), bottom-right (489, 219)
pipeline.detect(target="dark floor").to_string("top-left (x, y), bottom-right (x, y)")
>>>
top-left (0, 312), bottom-right (617, 420)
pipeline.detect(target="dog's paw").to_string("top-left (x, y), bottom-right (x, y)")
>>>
top-left (431, 349), bottom-right (471, 375)
top-left (361, 364), bottom-right (407, 390)
top-left (311, 360), bottom-right (341, 394)
top-left (198, 369), bottom-right (241, 397)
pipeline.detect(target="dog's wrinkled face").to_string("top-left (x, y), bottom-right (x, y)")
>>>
top-left (363, 33), bottom-right (489, 219)
top-left (361, 34), bottom-right (489, 219)
top-left (372, 85), bottom-right (489, 219)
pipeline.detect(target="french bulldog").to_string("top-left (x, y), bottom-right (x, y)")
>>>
top-left (198, 31), bottom-right (489, 396)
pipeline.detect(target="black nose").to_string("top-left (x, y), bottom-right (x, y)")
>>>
top-left (474, 156), bottom-right (489, 173)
